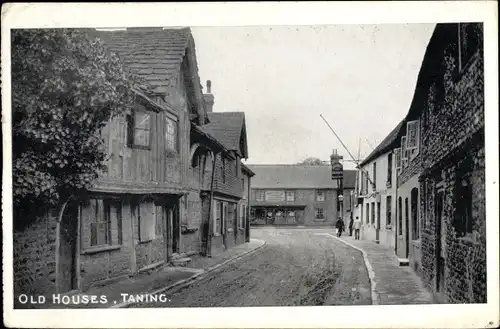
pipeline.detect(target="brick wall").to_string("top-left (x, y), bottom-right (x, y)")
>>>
top-left (13, 211), bottom-right (58, 295)
top-left (419, 26), bottom-right (485, 303)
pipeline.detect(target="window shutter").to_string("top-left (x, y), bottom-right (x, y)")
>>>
top-left (126, 114), bottom-right (134, 147)
top-left (394, 148), bottom-right (401, 169)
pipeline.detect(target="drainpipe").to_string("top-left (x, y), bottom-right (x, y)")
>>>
top-left (246, 174), bottom-right (251, 242)
top-left (206, 150), bottom-right (218, 257)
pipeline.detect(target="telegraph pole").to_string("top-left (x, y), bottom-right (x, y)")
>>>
top-left (320, 114), bottom-right (376, 189)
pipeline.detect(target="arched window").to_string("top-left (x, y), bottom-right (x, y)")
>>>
top-left (411, 188), bottom-right (419, 240)
top-left (398, 197), bottom-right (403, 235)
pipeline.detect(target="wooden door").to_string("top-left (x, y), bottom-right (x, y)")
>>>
top-left (58, 202), bottom-right (78, 293)
top-left (172, 202), bottom-right (180, 254)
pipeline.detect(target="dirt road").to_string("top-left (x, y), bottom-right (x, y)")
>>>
top-left (133, 228), bottom-right (371, 307)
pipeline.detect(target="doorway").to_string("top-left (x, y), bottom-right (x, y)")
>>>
top-left (58, 202), bottom-right (79, 293)
top-left (405, 198), bottom-right (409, 258)
top-left (376, 202), bottom-right (381, 242)
top-left (435, 190), bottom-right (445, 302)
top-left (165, 198), bottom-right (180, 257)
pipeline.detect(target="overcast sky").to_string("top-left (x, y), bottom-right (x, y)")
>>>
top-left (191, 24), bottom-right (436, 168)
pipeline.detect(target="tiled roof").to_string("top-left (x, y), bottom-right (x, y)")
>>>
top-left (359, 119), bottom-right (405, 166)
top-left (200, 112), bottom-right (248, 158)
top-left (246, 165), bottom-right (357, 189)
top-left (241, 163), bottom-right (255, 177)
top-left (94, 28), bottom-right (197, 95)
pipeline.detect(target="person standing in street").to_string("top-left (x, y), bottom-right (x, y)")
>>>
top-left (353, 216), bottom-right (362, 240)
top-left (335, 217), bottom-right (345, 237)
top-left (348, 216), bottom-right (354, 236)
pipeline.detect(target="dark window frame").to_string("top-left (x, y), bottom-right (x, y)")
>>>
top-left (127, 109), bottom-right (153, 150)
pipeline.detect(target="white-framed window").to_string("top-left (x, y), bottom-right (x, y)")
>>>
top-left (255, 190), bottom-right (264, 202)
top-left (406, 120), bottom-right (420, 159)
top-left (394, 148), bottom-right (402, 170)
top-left (401, 136), bottom-right (408, 168)
top-left (165, 116), bottom-right (177, 151)
top-left (316, 190), bottom-right (325, 201)
top-left (213, 200), bottom-right (223, 235)
top-left (315, 208), bottom-right (325, 220)
top-left (286, 191), bottom-right (295, 201)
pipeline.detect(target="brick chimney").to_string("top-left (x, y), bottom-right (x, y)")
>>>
top-left (203, 80), bottom-right (215, 113)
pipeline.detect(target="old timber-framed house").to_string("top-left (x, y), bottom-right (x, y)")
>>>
top-left (13, 27), bottom-right (252, 298)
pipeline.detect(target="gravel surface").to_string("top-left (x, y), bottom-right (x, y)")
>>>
top-left (133, 228), bottom-right (371, 307)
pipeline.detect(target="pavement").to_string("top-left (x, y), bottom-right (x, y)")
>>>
top-left (336, 233), bottom-right (436, 305)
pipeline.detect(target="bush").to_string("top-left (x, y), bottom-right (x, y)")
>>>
top-left (11, 29), bottom-right (136, 217)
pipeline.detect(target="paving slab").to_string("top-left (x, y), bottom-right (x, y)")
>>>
top-left (338, 235), bottom-right (436, 305)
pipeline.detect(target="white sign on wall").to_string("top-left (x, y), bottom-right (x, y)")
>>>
top-left (265, 190), bottom-right (286, 202)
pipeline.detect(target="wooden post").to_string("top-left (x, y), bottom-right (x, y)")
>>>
top-left (206, 151), bottom-right (217, 257)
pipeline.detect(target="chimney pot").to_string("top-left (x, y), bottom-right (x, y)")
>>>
top-left (207, 80), bottom-right (212, 94)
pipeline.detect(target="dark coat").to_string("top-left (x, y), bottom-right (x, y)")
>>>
top-left (335, 219), bottom-right (345, 229)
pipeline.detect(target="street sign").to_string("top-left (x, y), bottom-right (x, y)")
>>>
top-left (331, 162), bottom-right (343, 180)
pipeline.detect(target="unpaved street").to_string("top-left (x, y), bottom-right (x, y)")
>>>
top-left (133, 228), bottom-right (371, 307)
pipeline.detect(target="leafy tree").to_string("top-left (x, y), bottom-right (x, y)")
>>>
top-left (12, 29), bottom-right (136, 219)
top-left (296, 157), bottom-right (326, 165)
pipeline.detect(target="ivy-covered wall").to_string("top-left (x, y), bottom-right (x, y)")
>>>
top-left (419, 26), bottom-right (485, 303)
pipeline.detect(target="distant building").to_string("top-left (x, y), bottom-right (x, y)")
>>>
top-left (247, 165), bottom-right (356, 226)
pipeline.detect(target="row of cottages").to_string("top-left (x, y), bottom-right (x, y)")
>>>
top-left (247, 164), bottom-right (356, 226)
top-left (13, 27), bottom-right (254, 299)
top-left (355, 23), bottom-right (485, 303)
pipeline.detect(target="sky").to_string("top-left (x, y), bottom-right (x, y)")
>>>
top-left (191, 24), bottom-right (436, 169)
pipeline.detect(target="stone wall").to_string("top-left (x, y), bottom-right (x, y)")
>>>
top-left (13, 211), bottom-right (58, 295)
top-left (419, 26), bottom-right (485, 303)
